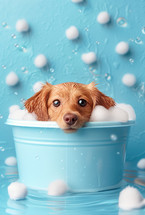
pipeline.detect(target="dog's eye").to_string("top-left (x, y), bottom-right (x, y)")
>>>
top-left (53, 100), bottom-right (61, 107)
top-left (78, 99), bottom-right (87, 107)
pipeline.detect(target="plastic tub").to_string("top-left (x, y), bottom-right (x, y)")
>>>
top-left (6, 119), bottom-right (134, 192)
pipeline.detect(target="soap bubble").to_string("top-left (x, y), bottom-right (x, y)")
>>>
top-left (116, 17), bottom-right (127, 27)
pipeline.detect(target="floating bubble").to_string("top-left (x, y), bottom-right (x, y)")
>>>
top-left (84, 27), bottom-right (89, 32)
top-left (50, 68), bottom-right (55, 73)
top-left (2, 22), bottom-right (8, 28)
top-left (129, 58), bottom-right (134, 64)
top-left (35, 155), bottom-right (40, 160)
top-left (48, 76), bottom-right (56, 84)
top-left (105, 73), bottom-right (112, 81)
top-left (11, 34), bottom-right (16, 39)
top-left (0, 114), bottom-right (3, 119)
top-left (116, 17), bottom-right (127, 27)
top-left (0, 147), bottom-right (5, 152)
top-left (21, 67), bottom-right (28, 74)
top-left (96, 41), bottom-right (100, 45)
top-left (110, 134), bottom-right (118, 141)
top-left (14, 44), bottom-right (27, 52)
top-left (142, 27), bottom-right (145, 34)
top-left (135, 37), bottom-right (143, 45)
top-left (2, 65), bottom-right (6, 69)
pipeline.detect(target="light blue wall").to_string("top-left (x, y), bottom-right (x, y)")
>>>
top-left (0, 0), bottom-right (145, 160)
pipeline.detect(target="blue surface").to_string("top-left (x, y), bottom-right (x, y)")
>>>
top-left (0, 0), bottom-right (145, 214)
top-left (0, 0), bottom-right (145, 160)
top-left (1, 154), bottom-right (145, 215)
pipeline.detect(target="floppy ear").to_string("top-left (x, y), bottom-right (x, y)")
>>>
top-left (88, 82), bottom-right (115, 109)
top-left (25, 83), bottom-right (52, 121)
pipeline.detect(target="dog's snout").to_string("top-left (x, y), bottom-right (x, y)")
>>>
top-left (63, 113), bottom-right (78, 126)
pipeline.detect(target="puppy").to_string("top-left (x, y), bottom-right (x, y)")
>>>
top-left (25, 82), bottom-right (115, 132)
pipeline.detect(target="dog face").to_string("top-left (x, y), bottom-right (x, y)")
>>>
top-left (25, 82), bottom-right (115, 132)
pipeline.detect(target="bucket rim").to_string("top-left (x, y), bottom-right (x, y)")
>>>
top-left (6, 119), bottom-right (135, 129)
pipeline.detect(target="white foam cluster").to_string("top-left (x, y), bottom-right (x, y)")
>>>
top-left (8, 182), bottom-right (27, 200)
top-left (48, 180), bottom-right (68, 196)
top-left (16, 19), bottom-right (29, 32)
top-left (137, 158), bottom-right (145, 169)
top-left (116, 103), bottom-right (136, 120)
top-left (81, 52), bottom-right (97, 64)
top-left (33, 81), bottom-right (43, 93)
top-left (122, 73), bottom-right (136, 87)
top-left (119, 186), bottom-right (145, 210)
top-left (71, 0), bottom-right (83, 3)
top-left (5, 156), bottom-right (17, 166)
top-left (8, 106), bottom-right (37, 121)
top-left (90, 105), bottom-right (129, 122)
top-left (66, 26), bottom-right (79, 40)
top-left (115, 41), bottom-right (129, 55)
top-left (34, 54), bottom-right (48, 68)
top-left (97, 11), bottom-right (110, 24)
top-left (9, 105), bottom-right (20, 114)
top-left (6, 72), bottom-right (19, 86)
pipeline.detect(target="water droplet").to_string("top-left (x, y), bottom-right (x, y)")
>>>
top-left (60, 159), bottom-right (63, 162)
top-left (96, 41), bottom-right (100, 45)
top-left (72, 49), bottom-right (78, 55)
top-left (105, 73), bottom-right (112, 81)
top-left (0, 147), bottom-right (5, 152)
top-left (129, 58), bottom-right (134, 64)
top-left (84, 27), bottom-right (89, 32)
top-left (142, 27), bottom-right (145, 34)
top-left (48, 76), bottom-right (55, 84)
top-left (21, 67), bottom-right (28, 74)
top-left (20, 98), bottom-right (25, 104)
top-left (2, 22), bottom-right (8, 28)
top-left (78, 9), bottom-right (82, 13)
top-left (14, 92), bottom-right (18, 95)
top-left (50, 68), bottom-right (55, 73)
top-left (0, 114), bottom-right (3, 119)
top-left (14, 44), bottom-right (27, 52)
top-left (135, 37), bottom-right (143, 45)
top-left (35, 155), bottom-right (40, 160)
top-left (110, 134), bottom-right (118, 141)
top-left (11, 34), bottom-right (16, 39)
top-left (117, 152), bottom-right (120, 155)
top-left (116, 17), bottom-right (127, 27)
top-left (2, 65), bottom-right (6, 69)
top-left (1, 174), bottom-right (5, 178)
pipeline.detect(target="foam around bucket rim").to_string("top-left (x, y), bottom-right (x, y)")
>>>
top-left (6, 119), bottom-right (135, 128)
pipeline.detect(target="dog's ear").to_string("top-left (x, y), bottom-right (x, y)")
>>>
top-left (88, 82), bottom-right (115, 109)
top-left (25, 83), bottom-right (52, 121)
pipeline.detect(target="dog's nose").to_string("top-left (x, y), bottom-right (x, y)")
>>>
top-left (63, 113), bottom-right (78, 126)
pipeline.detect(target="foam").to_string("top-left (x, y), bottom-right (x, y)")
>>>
top-left (90, 105), bottom-right (129, 122)
top-left (116, 103), bottom-right (136, 120)
top-left (115, 41), bottom-right (129, 55)
top-left (119, 186), bottom-right (145, 210)
top-left (48, 180), bottom-right (68, 196)
top-left (97, 11), bottom-right (110, 24)
top-left (137, 158), bottom-right (145, 169)
top-left (66, 26), bottom-right (79, 40)
top-left (71, 0), bottom-right (83, 2)
top-left (6, 72), bottom-right (19, 86)
top-left (81, 52), bottom-right (97, 64)
top-left (8, 109), bottom-right (37, 121)
top-left (122, 73), bottom-right (136, 87)
top-left (16, 19), bottom-right (29, 32)
top-left (5, 156), bottom-right (17, 166)
top-left (33, 81), bottom-right (43, 93)
top-left (8, 182), bottom-right (27, 200)
top-left (34, 54), bottom-right (48, 68)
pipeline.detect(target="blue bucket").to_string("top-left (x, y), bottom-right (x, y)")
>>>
top-left (6, 119), bottom-right (134, 192)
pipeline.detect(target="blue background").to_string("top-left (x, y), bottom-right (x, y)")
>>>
top-left (0, 0), bottom-right (145, 160)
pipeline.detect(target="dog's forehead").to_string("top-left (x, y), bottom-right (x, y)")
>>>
top-left (51, 83), bottom-right (90, 98)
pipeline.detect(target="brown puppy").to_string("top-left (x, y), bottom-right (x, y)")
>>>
top-left (25, 82), bottom-right (115, 132)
